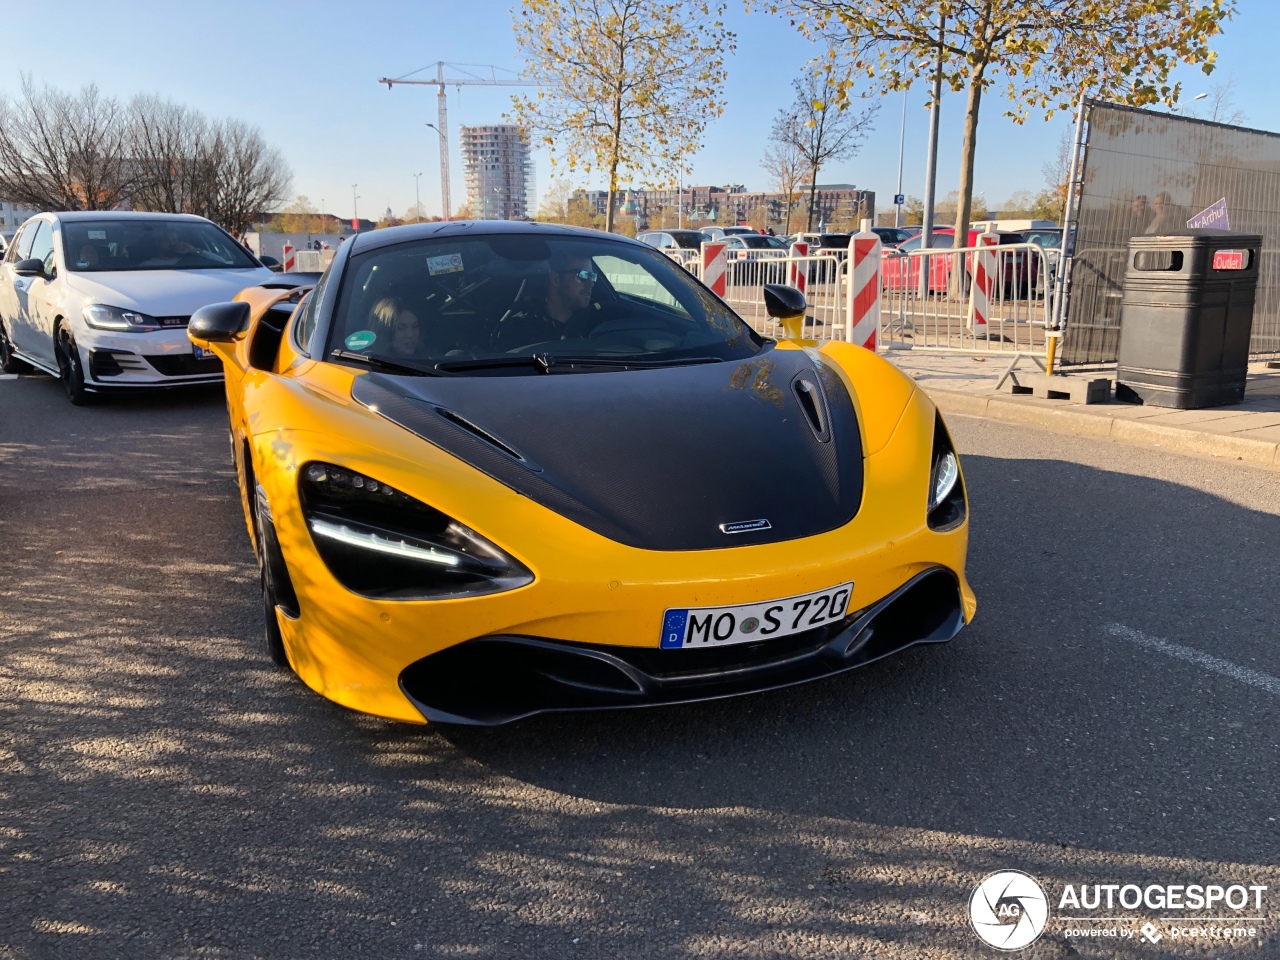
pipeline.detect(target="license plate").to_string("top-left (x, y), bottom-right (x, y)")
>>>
top-left (660, 582), bottom-right (853, 650)
top-left (193, 344), bottom-right (214, 360)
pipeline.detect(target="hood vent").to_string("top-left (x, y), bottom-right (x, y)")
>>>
top-left (433, 406), bottom-right (534, 468)
top-left (792, 375), bottom-right (832, 443)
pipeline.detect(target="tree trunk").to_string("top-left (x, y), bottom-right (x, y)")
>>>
top-left (953, 68), bottom-right (984, 250)
top-left (806, 169), bottom-right (820, 232)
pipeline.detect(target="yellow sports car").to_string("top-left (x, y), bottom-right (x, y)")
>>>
top-left (190, 222), bottom-right (975, 725)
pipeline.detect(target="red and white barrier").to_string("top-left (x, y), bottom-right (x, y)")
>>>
top-left (788, 241), bottom-right (809, 297)
top-left (282, 243), bottom-right (295, 272)
top-left (966, 232), bottom-right (997, 337)
top-left (847, 231), bottom-right (882, 350)
top-left (701, 242), bottom-right (727, 297)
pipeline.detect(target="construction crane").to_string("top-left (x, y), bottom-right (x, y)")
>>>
top-left (378, 63), bottom-right (536, 222)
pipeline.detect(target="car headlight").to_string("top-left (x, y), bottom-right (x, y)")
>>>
top-left (82, 304), bottom-right (161, 332)
top-left (927, 413), bottom-right (966, 531)
top-left (298, 462), bottom-right (534, 600)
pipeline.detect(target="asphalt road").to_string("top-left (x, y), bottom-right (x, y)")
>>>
top-left (2, 370), bottom-right (1278, 959)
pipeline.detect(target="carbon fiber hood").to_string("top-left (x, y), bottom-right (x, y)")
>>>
top-left (352, 348), bottom-right (863, 551)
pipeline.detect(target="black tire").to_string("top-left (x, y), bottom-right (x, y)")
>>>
top-left (55, 327), bottom-right (91, 405)
top-left (0, 320), bottom-right (32, 374)
top-left (253, 496), bottom-right (292, 669)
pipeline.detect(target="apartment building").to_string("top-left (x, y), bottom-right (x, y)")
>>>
top-left (459, 125), bottom-right (536, 221)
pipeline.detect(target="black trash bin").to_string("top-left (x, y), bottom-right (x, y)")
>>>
top-left (1115, 230), bottom-right (1261, 408)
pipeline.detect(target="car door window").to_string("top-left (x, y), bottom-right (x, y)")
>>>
top-left (8, 223), bottom-right (35, 263)
top-left (594, 255), bottom-right (689, 314)
top-left (26, 222), bottom-right (53, 275)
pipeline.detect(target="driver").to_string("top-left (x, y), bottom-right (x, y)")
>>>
top-left (494, 252), bottom-right (597, 350)
top-left (156, 228), bottom-right (198, 258)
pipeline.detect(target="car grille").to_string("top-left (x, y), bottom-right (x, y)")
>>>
top-left (89, 349), bottom-right (149, 379)
top-left (143, 354), bottom-right (222, 377)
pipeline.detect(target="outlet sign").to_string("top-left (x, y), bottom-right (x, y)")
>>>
top-left (1212, 249), bottom-right (1247, 270)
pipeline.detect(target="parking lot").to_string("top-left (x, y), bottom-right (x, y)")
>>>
top-left (3, 372), bottom-right (1278, 958)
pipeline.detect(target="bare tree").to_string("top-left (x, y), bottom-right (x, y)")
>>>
top-left (1187, 74), bottom-right (1246, 126)
top-left (773, 73), bottom-right (876, 231)
top-left (203, 120), bottom-right (291, 238)
top-left (127, 94), bottom-right (214, 215)
top-left (0, 76), bottom-right (131, 210)
top-left (762, 112), bottom-right (805, 234)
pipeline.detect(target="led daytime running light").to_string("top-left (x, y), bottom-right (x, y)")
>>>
top-left (308, 518), bottom-right (460, 567)
top-left (930, 451), bottom-right (959, 511)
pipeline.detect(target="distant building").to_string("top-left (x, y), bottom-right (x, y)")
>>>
top-left (459, 125), bottom-right (536, 220)
top-left (0, 200), bottom-right (42, 237)
top-left (573, 184), bottom-right (875, 230)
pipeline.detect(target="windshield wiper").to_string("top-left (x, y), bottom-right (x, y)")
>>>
top-left (433, 353), bottom-right (723, 374)
top-left (330, 349), bottom-right (442, 377)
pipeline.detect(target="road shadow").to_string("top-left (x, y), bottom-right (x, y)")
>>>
top-left (3, 377), bottom-right (1279, 959)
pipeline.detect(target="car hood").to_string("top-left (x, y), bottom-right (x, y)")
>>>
top-left (63, 268), bottom-right (276, 316)
top-left (352, 348), bottom-right (864, 551)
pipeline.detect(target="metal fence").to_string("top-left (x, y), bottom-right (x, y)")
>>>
top-left (879, 243), bottom-right (1052, 354)
top-left (1062, 100), bottom-right (1280, 366)
top-left (667, 249), bottom-right (853, 341)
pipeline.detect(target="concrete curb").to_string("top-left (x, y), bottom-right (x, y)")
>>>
top-left (928, 388), bottom-right (1280, 469)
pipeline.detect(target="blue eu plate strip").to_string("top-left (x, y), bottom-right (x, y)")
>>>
top-left (660, 610), bottom-right (688, 649)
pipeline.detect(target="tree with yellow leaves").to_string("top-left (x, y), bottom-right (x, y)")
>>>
top-left (510, 0), bottom-right (734, 234)
top-left (778, 0), bottom-right (1234, 242)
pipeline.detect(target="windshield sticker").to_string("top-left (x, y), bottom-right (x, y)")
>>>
top-left (87, 230), bottom-right (107, 240)
top-left (344, 330), bottom-right (377, 351)
top-left (76, 261), bottom-right (90, 268)
top-left (426, 253), bottom-right (464, 276)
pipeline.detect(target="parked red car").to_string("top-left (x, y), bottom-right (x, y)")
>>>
top-left (882, 229), bottom-right (1040, 296)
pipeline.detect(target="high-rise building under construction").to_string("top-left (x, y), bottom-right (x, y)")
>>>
top-left (458, 125), bottom-right (535, 220)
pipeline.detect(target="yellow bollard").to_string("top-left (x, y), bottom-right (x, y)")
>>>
top-left (1045, 331), bottom-right (1059, 376)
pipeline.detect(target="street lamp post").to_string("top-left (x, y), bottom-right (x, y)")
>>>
top-left (895, 90), bottom-right (907, 228)
top-left (425, 123), bottom-right (450, 221)
top-left (352, 184), bottom-right (360, 227)
top-left (1170, 92), bottom-right (1208, 113)
top-left (413, 172), bottom-right (422, 223)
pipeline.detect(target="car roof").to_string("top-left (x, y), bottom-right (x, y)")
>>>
top-left (351, 219), bottom-right (651, 255)
top-left (49, 211), bottom-right (215, 224)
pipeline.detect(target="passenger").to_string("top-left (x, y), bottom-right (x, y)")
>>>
top-left (76, 244), bottom-right (100, 269)
top-left (369, 296), bottom-right (421, 358)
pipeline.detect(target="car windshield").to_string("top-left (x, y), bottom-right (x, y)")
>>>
top-left (62, 219), bottom-right (259, 272)
top-left (1026, 230), bottom-right (1063, 248)
top-left (899, 234), bottom-right (954, 251)
top-left (737, 236), bottom-right (780, 249)
top-left (326, 234), bottom-right (765, 375)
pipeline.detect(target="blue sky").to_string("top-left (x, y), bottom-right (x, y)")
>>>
top-left (3, 1), bottom-right (1273, 221)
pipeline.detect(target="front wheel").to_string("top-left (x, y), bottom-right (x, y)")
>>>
top-left (55, 328), bottom-right (91, 405)
top-left (0, 320), bottom-right (32, 373)
top-left (253, 492), bottom-right (292, 669)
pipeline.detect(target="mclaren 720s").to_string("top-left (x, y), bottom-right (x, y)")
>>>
top-left (189, 221), bottom-right (975, 725)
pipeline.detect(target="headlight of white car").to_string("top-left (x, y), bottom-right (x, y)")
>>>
top-left (82, 304), bottom-right (162, 332)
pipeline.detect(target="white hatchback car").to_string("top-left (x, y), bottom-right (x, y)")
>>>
top-left (0, 211), bottom-right (276, 403)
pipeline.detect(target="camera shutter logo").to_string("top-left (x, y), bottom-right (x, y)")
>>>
top-left (969, 871), bottom-right (1049, 951)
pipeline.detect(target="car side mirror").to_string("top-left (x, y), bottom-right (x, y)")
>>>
top-left (259, 255), bottom-right (282, 273)
top-left (763, 283), bottom-right (808, 342)
top-left (14, 258), bottom-right (45, 278)
top-left (189, 301), bottom-right (251, 343)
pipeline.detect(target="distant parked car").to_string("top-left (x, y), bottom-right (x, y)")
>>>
top-left (723, 234), bottom-right (790, 284)
top-left (699, 226), bottom-right (758, 242)
top-left (0, 211), bottom-right (278, 403)
top-left (882, 229), bottom-right (1040, 297)
top-left (871, 227), bottom-right (914, 248)
top-left (637, 230), bottom-right (707, 260)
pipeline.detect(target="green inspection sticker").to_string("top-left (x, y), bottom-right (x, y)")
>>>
top-left (344, 330), bottom-right (377, 350)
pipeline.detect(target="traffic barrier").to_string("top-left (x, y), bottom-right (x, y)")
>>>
top-left (701, 242), bottom-right (727, 298)
top-left (788, 241), bottom-right (809, 297)
top-left (847, 232), bottom-right (882, 350)
top-left (282, 243), bottom-right (296, 272)
top-left (966, 232), bottom-right (998, 337)
top-left (880, 241), bottom-right (1051, 355)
